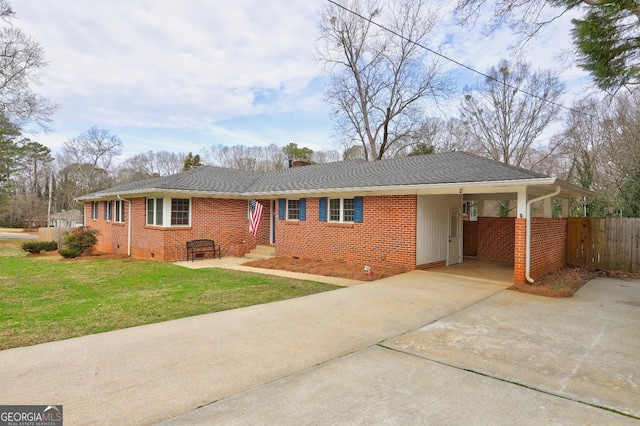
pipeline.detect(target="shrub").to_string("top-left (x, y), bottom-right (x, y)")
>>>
top-left (21, 241), bottom-right (58, 254)
top-left (40, 241), bottom-right (58, 251)
top-left (61, 227), bottom-right (99, 256)
top-left (58, 246), bottom-right (83, 258)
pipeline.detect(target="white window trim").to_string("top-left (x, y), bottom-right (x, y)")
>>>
top-left (106, 200), bottom-right (113, 222)
top-left (328, 198), bottom-right (355, 223)
top-left (91, 202), bottom-right (99, 220)
top-left (114, 200), bottom-right (125, 223)
top-left (170, 198), bottom-right (191, 227)
top-left (146, 197), bottom-right (192, 227)
top-left (146, 198), bottom-right (163, 226)
top-left (286, 199), bottom-right (300, 221)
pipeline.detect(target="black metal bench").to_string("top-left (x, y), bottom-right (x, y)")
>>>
top-left (186, 239), bottom-right (221, 261)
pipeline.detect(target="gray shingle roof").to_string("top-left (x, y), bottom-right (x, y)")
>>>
top-left (86, 166), bottom-right (263, 196)
top-left (249, 151), bottom-right (548, 193)
top-left (79, 152), bottom-right (551, 199)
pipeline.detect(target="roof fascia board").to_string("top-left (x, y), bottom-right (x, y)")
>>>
top-left (76, 177), bottom-right (595, 202)
top-left (247, 179), bottom-right (556, 198)
top-left (76, 189), bottom-right (248, 201)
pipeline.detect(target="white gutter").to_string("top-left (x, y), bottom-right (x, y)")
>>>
top-left (116, 195), bottom-right (132, 257)
top-left (525, 185), bottom-right (561, 284)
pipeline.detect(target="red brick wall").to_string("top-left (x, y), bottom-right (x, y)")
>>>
top-left (84, 202), bottom-right (130, 255)
top-left (477, 217), bottom-right (515, 262)
top-left (275, 195), bottom-right (417, 270)
top-left (85, 197), bottom-right (271, 262)
top-left (530, 218), bottom-right (567, 280)
top-left (514, 218), bottom-right (526, 285)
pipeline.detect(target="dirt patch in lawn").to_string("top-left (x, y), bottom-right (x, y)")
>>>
top-left (508, 265), bottom-right (640, 297)
top-left (243, 257), bottom-right (407, 281)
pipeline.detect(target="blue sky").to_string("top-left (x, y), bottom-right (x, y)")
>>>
top-left (14, 0), bottom-right (594, 161)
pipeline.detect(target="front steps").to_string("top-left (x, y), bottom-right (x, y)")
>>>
top-left (245, 245), bottom-right (276, 260)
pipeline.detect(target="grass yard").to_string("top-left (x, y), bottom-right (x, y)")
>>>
top-left (0, 239), bottom-right (339, 350)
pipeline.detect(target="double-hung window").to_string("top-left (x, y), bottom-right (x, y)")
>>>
top-left (146, 198), bottom-right (190, 226)
top-left (287, 199), bottom-right (300, 220)
top-left (91, 201), bottom-right (99, 220)
top-left (278, 199), bottom-right (306, 221)
top-left (104, 201), bottom-right (113, 221)
top-left (171, 198), bottom-right (190, 226)
top-left (146, 198), bottom-right (163, 226)
top-left (114, 200), bottom-right (125, 223)
top-left (329, 198), bottom-right (355, 222)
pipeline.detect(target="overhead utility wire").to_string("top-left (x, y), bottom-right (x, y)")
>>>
top-left (326, 0), bottom-right (595, 120)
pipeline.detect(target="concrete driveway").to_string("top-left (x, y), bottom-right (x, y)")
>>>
top-left (0, 271), bottom-right (507, 425)
top-left (162, 277), bottom-right (640, 426)
top-left (1, 271), bottom-right (638, 425)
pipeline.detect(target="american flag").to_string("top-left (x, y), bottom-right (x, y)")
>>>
top-left (249, 199), bottom-right (263, 237)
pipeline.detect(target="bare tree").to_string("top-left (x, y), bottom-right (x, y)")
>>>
top-left (0, 0), bottom-right (57, 129)
top-left (454, 0), bottom-right (640, 92)
top-left (56, 127), bottom-right (122, 209)
top-left (342, 144), bottom-right (366, 160)
top-left (201, 143), bottom-right (339, 171)
top-left (557, 97), bottom-right (605, 189)
top-left (117, 150), bottom-right (185, 183)
top-left (406, 117), bottom-right (476, 154)
top-left (317, 0), bottom-right (454, 160)
top-left (2, 191), bottom-right (47, 227)
top-left (62, 126), bottom-right (122, 171)
top-left (459, 59), bottom-right (564, 167)
top-left (311, 149), bottom-right (341, 164)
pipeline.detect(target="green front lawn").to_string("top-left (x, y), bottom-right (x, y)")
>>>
top-left (0, 239), bottom-right (339, 349)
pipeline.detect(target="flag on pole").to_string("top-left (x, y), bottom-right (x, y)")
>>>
top-left (249, 199), bottom-right (263, 237)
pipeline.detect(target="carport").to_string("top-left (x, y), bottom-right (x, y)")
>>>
top-left (418, 178), bottom-right (594, 284)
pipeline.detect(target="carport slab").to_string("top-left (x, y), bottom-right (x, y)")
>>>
top-left (384, 278), bottom-right (640, 419)
top-left (160, 346), bottom-right (637, 425)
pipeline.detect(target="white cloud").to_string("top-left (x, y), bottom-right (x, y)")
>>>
top-left (11, 0), bottom-right (601, 160)
top-left (15, 1), bottom-right (326, 128)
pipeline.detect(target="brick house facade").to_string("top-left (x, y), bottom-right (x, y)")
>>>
top-left (77, 152), bottom-right (592, 284)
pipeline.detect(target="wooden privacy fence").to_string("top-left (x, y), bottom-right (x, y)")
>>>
top-left (39, 227), bottom-right (74, 247)
top-left (567, 217), bottom-right (640, 272)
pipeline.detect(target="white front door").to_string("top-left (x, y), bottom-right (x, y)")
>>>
top-left (448, 207), bottom-right (461, 265)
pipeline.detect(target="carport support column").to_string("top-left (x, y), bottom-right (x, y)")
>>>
top-left (560, 199), bottom-right (569, 218)
top-left (514, 218), bottom-right (527, 285)
top-left (514, 188), bottom-right (528, 285)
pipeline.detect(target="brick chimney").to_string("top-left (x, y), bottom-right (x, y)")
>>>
top-left (289, 159), bottom-right (311, 168)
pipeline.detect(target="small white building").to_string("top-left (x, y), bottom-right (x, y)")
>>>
top-left (49, 210), bottom-right (84, 228)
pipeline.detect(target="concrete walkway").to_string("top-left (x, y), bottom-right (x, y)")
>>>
top-left (173, 256), bottom-right (363, 286)
top-left (0, 271), bottom-right (508, 425)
